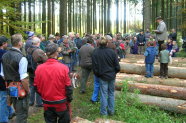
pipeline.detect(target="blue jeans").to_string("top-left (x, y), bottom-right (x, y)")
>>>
top-left (145, 63), bottom-right (154, 77)
top-left (91, 76), bottom-right (100, 102)
top-left (0, 91), bottom-right (14, 123)
top-left (99, 79), bottom-right (115, 115)
top-left (29, 76), bottom-right (42, 106)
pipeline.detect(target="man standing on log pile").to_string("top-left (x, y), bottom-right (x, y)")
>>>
top-left (153, 16), bottom-right (168, 53)
top-left (92, 37), bottom-right (120, 116)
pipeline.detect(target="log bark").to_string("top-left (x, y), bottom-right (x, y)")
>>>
top-left (120, 62), bottom-right (186, 79)
top-left (116, 73), bottom-right (186, 87)
top-left (115, 92), bottom-right (186, 114)
top-left (115, 82), bottom-right (186, 100)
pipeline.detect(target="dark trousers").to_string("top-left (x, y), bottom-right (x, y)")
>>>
top-left (158, 40), bottom-right (164, 53)
top-left (160, 63), bottom-right (168, 77)
top-left (80, 67), bottom-right (91, 92)
top-left (12, 95), bottom-right (29, 123)
top-left (44, 107), bottom-right (70, 123)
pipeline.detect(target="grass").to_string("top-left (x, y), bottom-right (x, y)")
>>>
top-left (176, 50), bottom-right (186, 57)
top-left (28, 74), bottom-right (186, 123)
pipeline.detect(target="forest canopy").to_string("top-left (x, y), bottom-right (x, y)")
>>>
top-left (0, 0), bottom-right (185, 37)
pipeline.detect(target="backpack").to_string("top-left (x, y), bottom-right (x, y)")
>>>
top-left (26, 48), bottom-right (38, 72)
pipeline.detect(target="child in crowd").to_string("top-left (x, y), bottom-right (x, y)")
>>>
top-left (159, 44), bottom-right (170, 79)
top-left (144, 41), bottom-right (158, 78)
top-left (170, 41), bottom-right (179, 57)
top-left (129, 36), bottom-right (138, 54)
top-left (166, 38), bottom-right (173, 52)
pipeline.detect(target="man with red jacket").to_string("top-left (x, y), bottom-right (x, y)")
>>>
top-left (34, 43), bottom-right (73, 123)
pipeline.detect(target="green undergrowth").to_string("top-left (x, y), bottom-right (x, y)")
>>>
top-left (176, 50), bottom-right (186, 57)
top-left (28, 77), bottom-right (186, 123)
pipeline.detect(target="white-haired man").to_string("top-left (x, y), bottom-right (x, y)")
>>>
top-left (27, 37), bottom-right (48, 107)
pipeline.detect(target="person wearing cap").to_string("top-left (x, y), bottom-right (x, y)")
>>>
top-left (92, 38), bottom-right (120, 116)
top-left (153, 17), bottom-right (168, 53)
top-left (27, 37), bottom-right (47, 107)
top-left (48, 34), bottom-right (56, 44)
top-left (25, 31), bottom-right (35, 53)
top-left (34, 43), bottom-right (73, 123)
top-left (137, 30), bottom-right (146, 55)
top-left (1, 34), bottom-right (30, 123)
top-left (0, 36), bottom-right (15, 123)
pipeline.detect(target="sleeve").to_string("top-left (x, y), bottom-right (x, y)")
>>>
top-left (113, 52), bottom-right (120, 73)
top-left (144, 50), bottom-right (148, 56)
top-left (157, 23), bottom-right (165, 34)
top-left (92, 51), bottom-right (99, 77)
top-left (19, 57), bottom-right (28, 80)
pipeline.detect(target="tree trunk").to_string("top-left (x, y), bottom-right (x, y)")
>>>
top-left (116, 0), bottom-right (119, 33)
top-left (60, 0), bottom-right (67, 35)
top-left (42, 0), bottom-right (46, 36)
top-left (143, 0), bottom-right (151, 30)
top-left (28, 0), bottom-right (32, 30)
top-left (0, 10), bottom-right (3, 34)
top-left (169, 0), bottom-right (172, 29)
top-left (38, 0), bottom-right (42, 29)
top-left (33, 0), bottom-right (36, 32)
top-left (104, 0), bottom-right (106, 34)
top-left (87, 0), bottom-right (91, 33)
top-left (47, 0), bottom-right (52, 36)
top-left (107, 0), bottom-right (111, 33)
top-left (182, 0), bottom-right (186, 36)
top-left (73, 0), bottom-right (75, 31)
top-left (161, 0), bottom-right (164, 19)
top-left (123, 0), bottom-right (126, 33)
top-left (115, 82), bottom-right (186, 100)
top-left (116, 92), bottom-right (186, 114)
top-left (79, 0), bottom-right (81, 35)
top-left (93, 0), bottom-right (96, 34)
top-left (24, 0), bottom-right (27, 29)
top-left (52, 0), bottom-right (55, 34)
top-left (116, 73), bottom-right (186, 87)
top-left (68, 0), bottom-right (72, 32)
top-left (120, 62), bottom-right (186, 79)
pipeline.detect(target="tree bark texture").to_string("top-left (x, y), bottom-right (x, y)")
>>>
top-left (60, 0), bottom-right (67, 35)
top-left (115, 82), bottom-right (186, 100)
top-left (116, 73), bottom-right (186, 87)
top-left (42, 0), bottom-right (46, 35)
top-left (115, 92), bottom-right (186, 114)
top-left (143, 0), bottom-right (151, 30)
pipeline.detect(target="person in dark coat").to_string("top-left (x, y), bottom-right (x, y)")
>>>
top-left (137, 30), bottom-right (146, 54)
top-left (92, 38), bottom-right (120, 116)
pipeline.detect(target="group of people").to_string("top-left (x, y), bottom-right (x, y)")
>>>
top-left (0, 16), bottom-right (185, 123)
top-left (0, 31), bottom-right (120, 123)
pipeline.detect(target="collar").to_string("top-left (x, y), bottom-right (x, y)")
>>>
top-left (47, 58), bottom-right (58, 62)
top-left (12, 47), bottom-right (21, 52)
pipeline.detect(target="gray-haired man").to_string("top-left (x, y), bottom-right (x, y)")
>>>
top-left (27, 37), bottom-right (48, 107)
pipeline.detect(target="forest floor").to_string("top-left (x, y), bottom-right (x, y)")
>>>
top-left (27, 72), bottom-right (186, 123)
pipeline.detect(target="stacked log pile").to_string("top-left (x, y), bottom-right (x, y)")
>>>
top-left (116, 55), bottom-right (186, 114)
